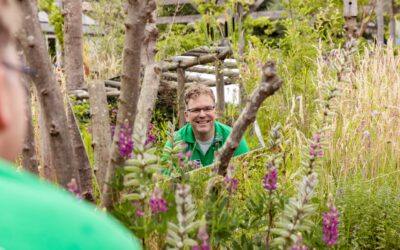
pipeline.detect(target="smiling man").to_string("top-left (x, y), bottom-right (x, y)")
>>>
top-left (165, 84), bottom-right (249, 167)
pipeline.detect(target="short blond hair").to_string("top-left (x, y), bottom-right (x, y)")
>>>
top-left (184, 84), bottom-right (215, 106)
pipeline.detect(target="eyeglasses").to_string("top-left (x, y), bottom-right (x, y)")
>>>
top-left (186, 105), bottom-right (215, 114)
top-left (0, 61), bottom-right (35, 76)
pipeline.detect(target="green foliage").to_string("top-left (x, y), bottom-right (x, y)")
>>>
top-left (156, 23), bottom-right (208, 60)
top-left (38, 0), bottom-right (64, 48)
top-left (339, 183), bottom-right (400, 248)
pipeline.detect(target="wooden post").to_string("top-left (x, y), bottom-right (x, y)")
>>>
top-left (343, 0), bottom-right (358, 41)
top-left (389, 0), bottom-right (396, 44)
top-left (215, 60), bottom-right (225, 117)
top-left (177, 67), bottom-right (186, 128)
top-left (376, 0), bottom-right (384, 45)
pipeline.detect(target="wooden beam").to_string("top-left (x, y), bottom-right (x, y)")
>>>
top-left (250, 0), bottom-right (265, 12)
top-left (158, 0), bottom-right (193, 5)
top-left (161, 47), bottom-right (231, 71)
top-left (156, 11), bottom-right (285, 24)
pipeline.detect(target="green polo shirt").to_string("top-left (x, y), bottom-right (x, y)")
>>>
top-left (165, 121), bottom-right (249, 167)
top-left (0, 159), bottom-right (141, 250)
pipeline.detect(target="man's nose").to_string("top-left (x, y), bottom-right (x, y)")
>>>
top-left (198, 109), bottom-right (206, 116)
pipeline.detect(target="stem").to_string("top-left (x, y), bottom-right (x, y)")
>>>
top-left (265, 190), bottom-right (274, 249)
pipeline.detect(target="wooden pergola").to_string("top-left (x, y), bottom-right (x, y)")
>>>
top-left (157, 0), bottom-right (285, 25)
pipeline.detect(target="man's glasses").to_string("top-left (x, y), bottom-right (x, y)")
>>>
top-left (0, 61), bottom-right (35, 76)
top-left (186, 105), bottom-right (215, 114)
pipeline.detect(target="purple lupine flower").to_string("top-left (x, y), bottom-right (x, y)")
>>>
top-left (67, 178), bottom-right (81, 198)
top-left (225, 176), bottom-right (239, 192)
top-left (323, 195), bottom-right (339, 247)
top-left (263, 167), bottom-right (277, 191)
top-left (192, 223), bottom-right (210, 250)
top-left (136, 209), bottom-right (144, 217)
top-left (291, 234), bottom-right (308, 250)
top-left (309, 133), bottom-right (323, 157)
top-left (177, 152), bottom-right (184, 159)
top-left (119, 122), bottom-right (134, 158)
top-left (145, 123), bottom-right (156, 146)
top-left (149, 187), bottom-right (168, 214)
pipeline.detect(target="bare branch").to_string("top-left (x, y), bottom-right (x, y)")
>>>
top-left (215, 61), bottom-right (283, 176)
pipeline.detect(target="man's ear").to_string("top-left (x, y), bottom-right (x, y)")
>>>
top-left (0, 67), bottom-right (11, 130)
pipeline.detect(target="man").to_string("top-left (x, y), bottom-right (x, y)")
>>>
top-left (0, 1), bottom-right (141, 249)
top-left (165, 84), bottom-right (249, 167)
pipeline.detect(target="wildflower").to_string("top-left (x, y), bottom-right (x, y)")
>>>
top-left (291, 233), bottom-right (308, 250)
top-left (119, 122), bottom-right (134, 158)
top-left (263, 167), bottom-right (277, 191)
top-left (186, 150), bottom-right (192, 158)
top-left (67, 178), bottom-right (81, 198)
top-left (323, 194), bottom-right (339, 247)
top-left (149, 187), bottom-right (168, 214)
top-left (225, 176), bottom-right (238, 192)
top-left (192, 222), bottom-right (210, 250)
top-left (145, 123), bottom-right (156, 146)
top-left (309, 133), bottom-right (323, 157)
top-left (177, 152), bottom-right (184, 159)
top-left (136, 209), bottom-right (144, 217)
top-left (371, 110), bottom-right (379, 116)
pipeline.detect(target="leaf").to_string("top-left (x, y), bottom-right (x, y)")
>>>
top-left (124, 179), bottom-right (140, 187)
top-left (184, 221), bottom-right (200, 233)
top-left (121, 193), bottom-right (143, 201)
top-left (167, 228), bottom-right (181, 242)
top-left (144, 165), bottom-right (160, 174)
top-left (125, 159), bottom-right (142, 167)
top-left (271, 228), bottom-right (290, 237)
top-left (183, 239), bottom-right (198, 247)
top-left (124, 166), bottom-right (142, 173)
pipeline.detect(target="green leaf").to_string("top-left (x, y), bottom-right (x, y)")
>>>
top-left (121, 193), bottom-right (143, 201)
top-left (183, 239), bottom-right (198, 247)
top-left (124, 179), bottom-right (140, 187)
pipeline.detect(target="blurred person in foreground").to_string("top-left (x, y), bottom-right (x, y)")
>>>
top-left (164, 84), bottom-right (249, 169)
top-left (0, 1), bottom-right (141, 249)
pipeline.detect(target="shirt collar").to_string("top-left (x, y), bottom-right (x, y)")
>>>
top-left (184, 121), bottom-right (224, 143)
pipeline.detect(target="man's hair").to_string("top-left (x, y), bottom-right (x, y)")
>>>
top-left (184, 84), bottom-right (215, 106)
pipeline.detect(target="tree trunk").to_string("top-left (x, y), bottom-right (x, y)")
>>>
top-left (101, 0), bottom-right (156, 209)
top-left (66, 100), bottom-right (93, 201)
top-left (134, 12), bottom-right (160, 146)
top-left (215, 60), bottom-right (225, 117)
top-left (215, 62), bottom-right (283, 176)
top-left (376, 0), bottom-right (384, 45)
top-left (21, 79), bottom-right (39, 174)
top-left (177, 67), bottom-right (186, 128)
top-left (17, 0), bottom-right (76, 188)
top-left (64, 0), bottom-right (93, 200)
top-left (88, 80), bottom-right (111, 195)
top-left (64, 0), bottom-right (84, 91)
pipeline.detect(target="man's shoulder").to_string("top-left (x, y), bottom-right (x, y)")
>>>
top-left (0, 160), bottom-right (141, 250)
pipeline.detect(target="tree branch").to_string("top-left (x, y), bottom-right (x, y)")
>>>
top-left (215, 61), bottom-right (283, 176)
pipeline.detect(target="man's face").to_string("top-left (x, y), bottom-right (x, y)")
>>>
top-left (0, 46), bottom-right (27, 161)
top-left (184, 94), bottom-right (217, 140)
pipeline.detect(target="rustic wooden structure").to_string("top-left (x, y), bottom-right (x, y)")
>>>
top-left (157, 0), bottom-right (285, 25)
